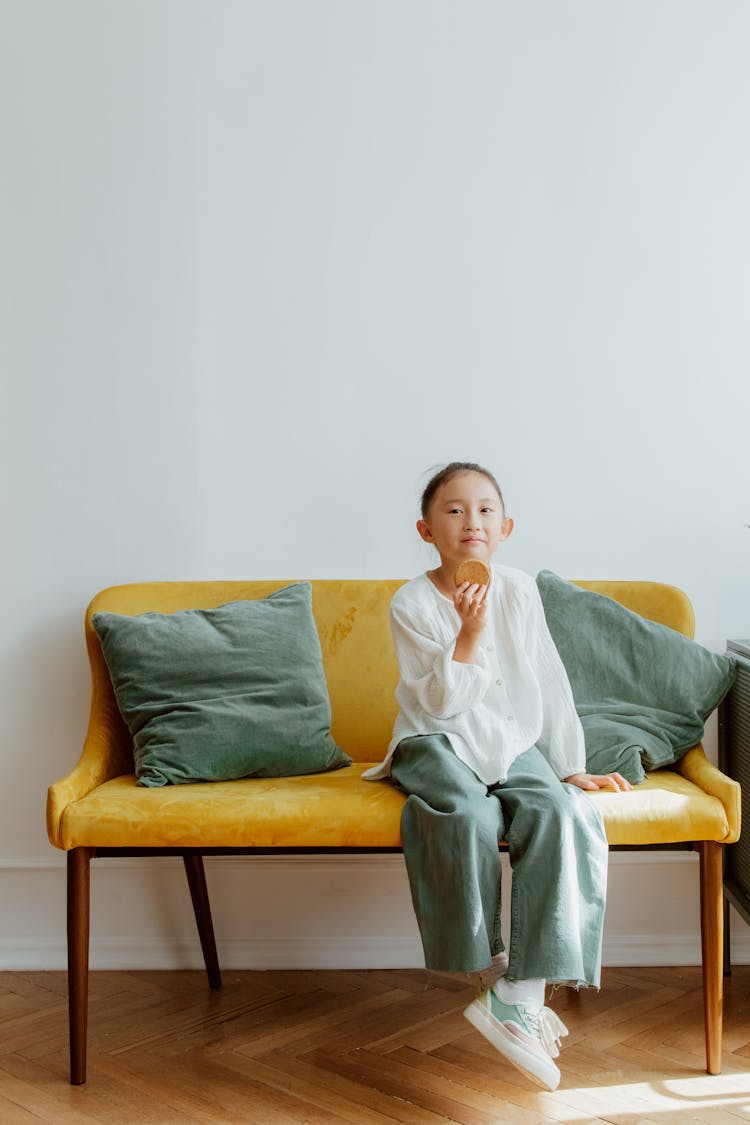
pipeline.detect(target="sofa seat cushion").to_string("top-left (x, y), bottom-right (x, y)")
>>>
top-left (589, 771), bottom-right (730, 845)
top-left (58, 762), bottom-right (731, 851)
top-left (59, 763), bottom-right (406, 850)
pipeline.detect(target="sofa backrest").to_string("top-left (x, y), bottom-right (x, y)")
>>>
top-left (84, 577), bottom-right (695, 768)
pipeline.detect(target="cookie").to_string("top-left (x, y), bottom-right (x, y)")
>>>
top-left (454, 560), bottom-right (491, 588)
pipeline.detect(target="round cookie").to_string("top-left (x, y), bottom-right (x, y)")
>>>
top-left (454, 559), bottom-right (491, 588)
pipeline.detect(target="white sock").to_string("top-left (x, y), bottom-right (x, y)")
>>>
top-left (493, 975), bottom-right (546, 1010)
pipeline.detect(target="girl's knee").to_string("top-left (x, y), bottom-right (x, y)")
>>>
top-left (402, 791), bottom-right (504, 845)
top-left (506, 786), bottom-right (597, 849)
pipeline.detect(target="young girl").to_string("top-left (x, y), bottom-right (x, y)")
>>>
top-left (363, 461), bottom-right (631, 1092)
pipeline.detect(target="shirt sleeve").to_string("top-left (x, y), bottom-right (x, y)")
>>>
top-left (524, 581), bottom-right (586, 779)
top-left (390, 598), bottom-right (494, 720)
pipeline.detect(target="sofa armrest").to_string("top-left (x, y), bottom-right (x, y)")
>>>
top-left (677, 744), bottom-right (741, 845)
top-left (47, 691), bottom-right (133, 850)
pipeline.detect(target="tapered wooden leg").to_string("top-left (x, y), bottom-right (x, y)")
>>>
top-left (67, 847), bottom-right (93, 1084)
top-left (698, 841), bottom-right (723, 1075)
top-left (183, 853), bottom-right (222, 989)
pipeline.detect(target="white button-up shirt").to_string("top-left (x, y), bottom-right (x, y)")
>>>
top-left (362, 563), bottom-right (586, 786)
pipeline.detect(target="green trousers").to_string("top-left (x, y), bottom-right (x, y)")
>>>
top-left (391, 734), bottom-right (608, 987)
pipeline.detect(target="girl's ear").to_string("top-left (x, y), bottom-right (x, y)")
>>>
top-left (499, 516), bottom-right (514, 541)
top-left (416, 519), bottom-right (434, 544)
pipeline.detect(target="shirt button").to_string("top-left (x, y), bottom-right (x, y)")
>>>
top-left (506, 715), bottom-right (515, 722)
top-left (495, 678), bottom-right (503, 686)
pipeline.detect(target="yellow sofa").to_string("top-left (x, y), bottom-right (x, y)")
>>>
top-left (47, 578), bottom-right (741, 1084)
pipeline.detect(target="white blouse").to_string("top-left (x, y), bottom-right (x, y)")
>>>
top-left (362, 563), bottom-right (586, 786)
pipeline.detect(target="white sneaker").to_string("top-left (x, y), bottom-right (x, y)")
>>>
top-left (463, 989), bottom-right (568, 1091)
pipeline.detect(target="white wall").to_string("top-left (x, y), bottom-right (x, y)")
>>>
top-left (2, 0), bottom-right (749, 970)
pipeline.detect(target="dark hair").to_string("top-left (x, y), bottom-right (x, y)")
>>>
top-left (420, 461), bottom-right (506, 519)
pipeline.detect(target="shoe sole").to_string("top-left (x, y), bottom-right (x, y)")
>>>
top-left (463, 999), bottom-right (560, 1092)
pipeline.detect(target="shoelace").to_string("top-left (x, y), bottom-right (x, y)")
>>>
top-left (527, 1005), bottom-right (569, 1059)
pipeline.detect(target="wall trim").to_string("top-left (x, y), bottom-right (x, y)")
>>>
top-left (1, 931), bottom-right (749, 972)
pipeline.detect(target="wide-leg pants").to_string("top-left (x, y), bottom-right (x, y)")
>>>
top-left (391, 734), bottom-right (609, 986)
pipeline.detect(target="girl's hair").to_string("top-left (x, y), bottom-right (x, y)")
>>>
top-left (420, 462), bottom-right (506, 519)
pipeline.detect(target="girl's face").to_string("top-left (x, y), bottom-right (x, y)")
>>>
top-left (416, 472), bottom-right (513, 567)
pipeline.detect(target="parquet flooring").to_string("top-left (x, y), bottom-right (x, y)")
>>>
top-left (1, 966), bottom-right (749, 1124)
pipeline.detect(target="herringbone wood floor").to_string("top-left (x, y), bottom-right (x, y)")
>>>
top-left (1, 967), bottom-right (749, 1124)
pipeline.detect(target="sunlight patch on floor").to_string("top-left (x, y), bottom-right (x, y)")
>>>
top-left (562, 1072), bottom-right (750, 1117)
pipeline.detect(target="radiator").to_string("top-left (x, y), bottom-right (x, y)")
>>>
top-left (720, 640), bottom-right (750, 951)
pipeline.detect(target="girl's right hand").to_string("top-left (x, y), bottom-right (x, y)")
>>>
top-left (453, 582), bottom-right (488, 633)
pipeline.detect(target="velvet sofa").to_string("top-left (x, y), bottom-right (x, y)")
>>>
top-left (47, 578), bottom-right (741, 1084)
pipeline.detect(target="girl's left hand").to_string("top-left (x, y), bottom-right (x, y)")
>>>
top-left (563, 772), bottom-right (633, 792)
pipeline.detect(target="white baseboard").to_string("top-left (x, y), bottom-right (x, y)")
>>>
top-left (603, 930), bottom-right (750, 967)
top-left (0, 936), bottom-right (423, 972)
top-left (2, 932), bottom-right (750, 972)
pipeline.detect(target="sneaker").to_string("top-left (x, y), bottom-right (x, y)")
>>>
top-left (463, 990), bottom-right (568, 1091)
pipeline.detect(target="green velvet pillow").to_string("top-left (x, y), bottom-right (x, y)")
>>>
top-left (92, 582), bottom-right (351, 787)
top-left (536, 570), bottom-right (736, 783)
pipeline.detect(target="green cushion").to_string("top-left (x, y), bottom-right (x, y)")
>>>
top-left (92, 582), bottom-right (351, 787)
top-left (536, 570), bottom-right (736, 783)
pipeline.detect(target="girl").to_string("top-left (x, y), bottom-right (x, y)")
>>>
top-left (363, 461), bottom-right (631, 1092)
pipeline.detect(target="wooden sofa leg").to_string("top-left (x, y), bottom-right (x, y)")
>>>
top-left (698, 841), bottom-right (723, 1075)
top-left (183, 853), bottom-right (222, 989)
top-left (67, 847), bottom-right (93, 1085)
